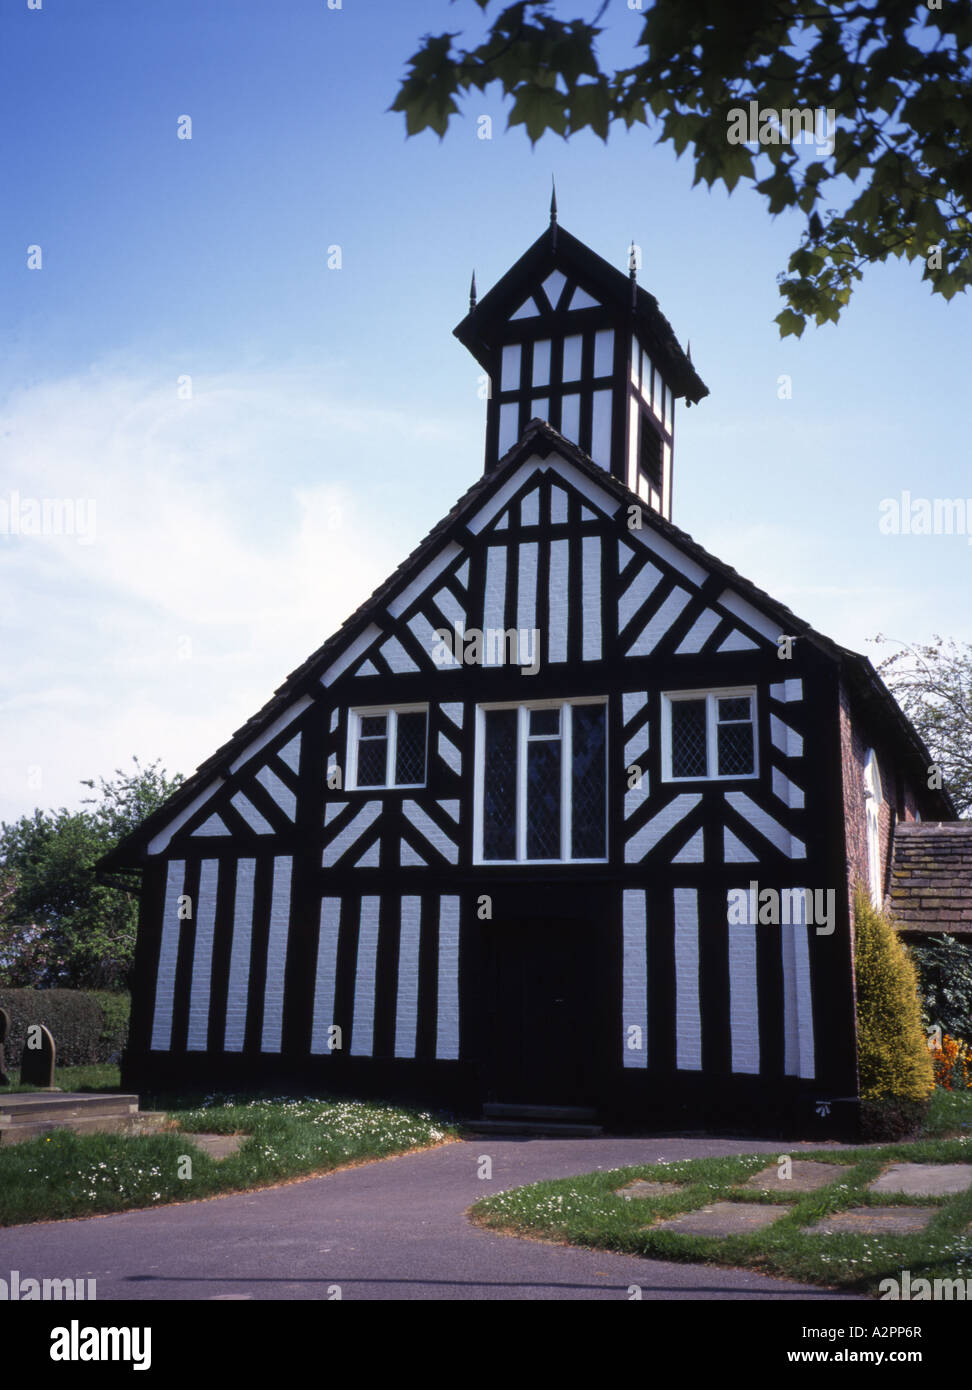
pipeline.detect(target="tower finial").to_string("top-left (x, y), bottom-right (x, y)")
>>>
top-left (686, 339), bottom-right (692, 363)
top-left (469, 269), bottom-right (477, 312)
top-left (629, 241), bottom-right (637, 278)
top-left (550, 175), bottom-right (558, 225)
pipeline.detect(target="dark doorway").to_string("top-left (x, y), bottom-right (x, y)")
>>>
top-left (482, 916), bottom-right (596, 1106)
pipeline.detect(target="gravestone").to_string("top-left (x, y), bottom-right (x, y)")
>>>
top-left (20, 1023), bottom-right (56, 1089)
top-left (0, 1007), bottom-right (9, 1085)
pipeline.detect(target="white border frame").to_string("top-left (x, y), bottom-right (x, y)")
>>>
top-left (347, 703), bottom-right (429, 791)
top-left (661, 686), bottom-right (759, 783)
top-left (473, 695), bottom-right (608, 865)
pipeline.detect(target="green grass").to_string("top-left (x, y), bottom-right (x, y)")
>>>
top-left (471, 1137), bottom-right (972, 1296)
top-left (923, 1085), bottom-right (972, 1138)
top-left (3, 1063), bottom-right (123, 1094)
top-left (0, 1092), bottom-right (455, 1227)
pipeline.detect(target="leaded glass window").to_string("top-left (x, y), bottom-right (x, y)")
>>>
top-left (395, 711), bottom-right (428, 785)
top-left (526, 735), bottom-right (561, 858)
top-left (671, 699), bottom-right (707, 777)
top-left (571, 703), bottom-right (607, 858)
top-left (356, 714), bottom-right (388, 786)
top-left (664, 690), bottom-right (757, 782)
top-left (479, 700), bottom-right (607, 862)
top-left (350, 707), bottom-right (428, 789)
top-left (530, 707), bottom-right (560, 736)
top-left (483, 707), bottom-right (517, 859)
top-left (716, 695), bottom-right (754, 776)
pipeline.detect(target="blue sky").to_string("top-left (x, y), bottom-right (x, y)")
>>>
top-left (1, 0), bottom-right (969, 823)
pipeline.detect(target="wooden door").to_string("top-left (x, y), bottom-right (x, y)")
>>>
top-left (483, 917), bottom-right (594, 1106)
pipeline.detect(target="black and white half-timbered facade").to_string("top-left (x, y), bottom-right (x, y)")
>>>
top-left (103, 214), bottom-right (954, 1136)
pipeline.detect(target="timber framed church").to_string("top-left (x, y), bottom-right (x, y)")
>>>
top-left (102, 206), bottom-right (953, 1136)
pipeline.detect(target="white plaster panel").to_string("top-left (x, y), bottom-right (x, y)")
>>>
top-left (675, 608), bottom-right (722, 655)
top-left (224, 858), bottom-right (256, 1053)
top-left (186, 858), bottom-right (219, 1051)
top-left (548, 539), bottom-right (569, 663)
top-left (350, 896), bottom-right (380, 1057)
top-left (260, 856), bottom-right (293, 1053)
top-left (622, 889), bottom-right (649, 1069)
top-left (582, 535), bottom-right (602, 661)
top-left (323, 800), bottom-right (382, 866)
top-left (626, 587), bottom-right (691, 658)
top-left (310, 897), bottom-right (341, 1055)
top-left (436, 896), bottom-right (461, 1060)
top-left (674, 888), bottom-right (702, 1070)
top-left (150, 859), bottom-right (186, 1051)
top-left (255, 765), bottom-right (297, 822)
top-left (395, 896), bottom-right (422, 1059)
top-left (625, 793), bottom-right (702, 862)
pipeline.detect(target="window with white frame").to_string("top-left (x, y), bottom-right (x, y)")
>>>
top-left (864, 748), bottom-right (884, 908)
top-left (348, 706), bottom-right (428, 789)
top-left (661, 688), bottom-right (758, 781)
top-left (476, 699), bottom-right (607, 863)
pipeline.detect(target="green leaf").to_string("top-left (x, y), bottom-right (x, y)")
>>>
top-left (775, 307), bottom-right (807, 339)
top-left (568, 81), bottom-right (611, 141)
top-left (717, 143), bottom-right (756, 194)
top-left (390, 0), bottom-right (972, 328)
top-left (507, 84), bottom-right (567, 144)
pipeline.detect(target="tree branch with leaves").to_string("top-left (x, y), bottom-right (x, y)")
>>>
top-left (875, 634), bottom-right (972, 817)
top-left (392, 0), bottom-right (972, 335)
top-left (0, 757), bottom-right (182, 991)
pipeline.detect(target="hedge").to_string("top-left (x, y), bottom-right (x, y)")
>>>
top-left (0, 990), bottom-right (130, 1069)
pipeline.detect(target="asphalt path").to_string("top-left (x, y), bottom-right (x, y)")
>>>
top-left (0, 1134), bottom-right (865, 1301)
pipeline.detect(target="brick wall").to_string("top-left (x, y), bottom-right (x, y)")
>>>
top-left (837, 677), bottom-right (919, 916)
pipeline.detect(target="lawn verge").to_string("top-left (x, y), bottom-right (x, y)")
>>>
top-left (470, 1138), bottom-right (972, 1296)
top-left (0, 1093), bottom-right (456, 1226)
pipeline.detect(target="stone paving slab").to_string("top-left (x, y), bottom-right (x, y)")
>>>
top-left (615, 1180), bottom-right (684, 1200)
top-left (744, 1160), bottom-right (855, 1193)
top-left (180, 1133), bottom-right (246, 1161)
top-left (868, 1163), bottom-right (972, 1197)
top-left (803, 1206), bottom-right (937, 1236)
top-left (649, 1201), bottom-right (790, 1238)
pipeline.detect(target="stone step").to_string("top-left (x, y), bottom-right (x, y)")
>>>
top-left (0, 1093), bottom-right (140, 1125)
top-left (0, 1110), bottom-right (169, 1147)
top-left (482, 1102), bottom-right (599, 1123)
top-left (462, 1118), bottom-right (603, 1138)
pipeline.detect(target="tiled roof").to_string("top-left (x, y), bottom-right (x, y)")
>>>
top-left (888, 821), bottom-right (972, 935)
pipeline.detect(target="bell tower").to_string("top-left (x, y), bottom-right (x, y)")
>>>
top-left (454, 195), bottom-right (708, 521)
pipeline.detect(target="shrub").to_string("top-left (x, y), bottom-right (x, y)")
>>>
top-left (95, 992), bottom-right (131, 1058)
top-left (859, 1096), bottom-right (929, 1143)
top-left (928, 1032), bottom-right (972, 1091)
top-left (0, 989), bottom-right (130, 1069)
top-left (908, 934), bottom-right (972, 1041)
top-left (854, 885), bottom-right (934, 1104)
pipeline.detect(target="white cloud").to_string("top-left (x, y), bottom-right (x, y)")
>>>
top-left (0, 365), bottom-right (420, 822)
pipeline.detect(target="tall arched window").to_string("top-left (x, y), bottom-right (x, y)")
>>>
top-left (864, 749), bottom-right (885, 909)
